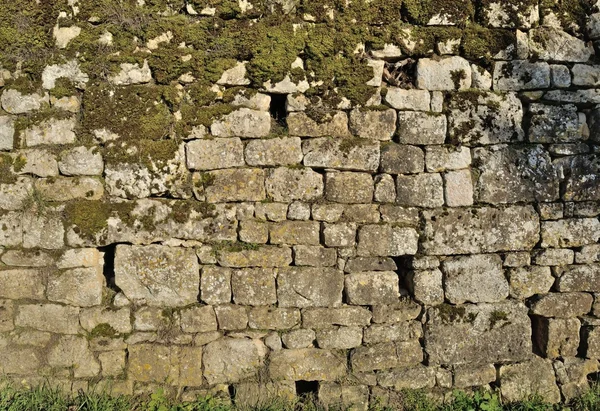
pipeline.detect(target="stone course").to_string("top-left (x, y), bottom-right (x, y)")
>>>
top-left (0, 1), bottom-right (599, 405)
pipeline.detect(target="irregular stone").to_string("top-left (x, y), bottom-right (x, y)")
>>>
top-left (425, 301), bottom-right (532, 365)
top-left (48, 335), bottom-right (100, 378)
top-left (0, 299), bottom-right (14, 332)
top-left (15, 303), bottom-right (80, 334)
top-left (384, 88), bottom-right (430, 111)
top-left (349, 109), bottom-right (396, 141)
top-left (22, 211), bottom-right (65, 249)
top-left (277, 267), bottom-right (343, 308)
top-left (282, 329), bottom-right (316, 348)
top-left (351, 340), bottom-right (423, 372)
top-left (396, 173), bottom-right (444, 207)
top-left (0, 269), bottom-right (45, 300)
top-left (493, 61), bottom-right (550, 90)
top-left (374, 174), bottom-right (396, 203)
top-left (550, 64), bottom-right (571, 88)
top-left (302, 307), bottom-right (372, 329)
top-left (214, 304), bottom-right (248, 330)
top-left (0, 116), bottom-right (14, 151)
top-left (42, 60), bottom-right (89, 89)
top-left (480, 0), bottom-right (538, 29)
top-left (529, 104), bottom-right (586, 143)
top-left (325, 172), bottom-right (373, 204)
top-left (422, 206), bottom-right (540, 255)
top-left (554, 357), bottom-right (600, 400)
top-left (269, 221), bottom-right (320, 246)
top-left (99, 350), bottom-right (126, 377)
top-left (344, 257), bottom-right (397, 273)
top-left (287, 202), bottom-right (311, 221)
top-left (416, 56), bottom-right (472, 90)
top-left (397, 112), bottom-right (447, 145)
top-left (114, 245), bottom-right (200, 306)
top-left (541, 218), bottom-right (600, 248)
top-left (471, 64), bottom-right (492, 89)
top-left (530, 292), bottom-right (593, 318)
top-left (345, 272), bottom-right (399, 305)
top-left (363, 321), bottom-right (422, 344)
top-left (1, 89), bottom-right (48, 114)
top-left (179, 305), bottom-right (217, 333)
top-left (529, 28), bottom-right (593, 63)
top-left (372, 300), bottom-right (422, 323)
top-left (556, 265), bottom-right (600, 292)
top-left (1, 250), bottom-right (53, 267)
top-left (0, 178), bottom-right (32, 213)
top-left (407, 269), bottom-right (444, 305)
top-left (186, 138), bottom-right (244, 170)
top-left (444, 169), bottom-right (474, 207)
top-left (17, 149), bottom-right (58, 177)
top-left (533, 317), bottom-right (580, 358)
top-left (264, 167), bottom-right (323, 202)
top-left (572, 64), bottom-right (600, 86)
top-left (0, 211), bottom-right (22, 247)
top-left (57, 248), bottom-right (102, 269)
top-left (447, 91), bottom-right (524, 145)
top-left (211, 108), bottom-right (271, 138)
top-left (582, 326), bottom-right (600, 359)
top-left (576, 244), bottom-right (600, 264)
top-left (303, 137), bottom-right (380, 172)
top-left (294, 245), bottom-right (336, 267)
top-left (380, 143), bottom-right (424, 174)
top-left (59, 146), bottom-right (104, 176)
top-left (245, 137), bottom-right (303, 166)
top-left (248, 307), bottom-right (300, 330)
top-left (204, 168), bottom-right (266, 202)
top-left (24, 117), bottom-right (77, 146)
top-left (473, 145), bottom-right (559, 203)
top-left (269, 348), bottom-right (346, 381)
top-left (454, 364), bottom-right (497, 388)
top-left (319, 383), bottom-right (369, 410)
top-left (47, 267), bottom-right (105, 307)
top-left (287, 112), bottom-right (349, 138)
top-left (442, 254), bottom-right (508, 304)
top-left (217, 246), bottom-right (292, 268)
top-left (357, 224), bottom-right (418, 257)
top-left (534, 248), bottom-right (574, 266)
top-left (230, 91), bottom-right (271, 111)
top-left (109, 60), bottom-right (152, 85)
top-left (79, 307), bottom-right (132, 334)
top-left (217, 61), bottom-right (250, 86)
top-left (507, 266), bottom-right (554, 299)
top-left (560, 155), bottom-right (600, 202)
top-left (377, 365), bottom-right (436, 390)
top-left (203, 338), bottom-right (264, 384)
top-left (499, 359), bottom-right (561, 403)
top-left (316, 327), bottom-right (363, 349)
top-left (263, 75), bottom-right (310, 94)
top-left (231, 268), bottom-right (277, 306)
top-left (425, 146), bottom-right (471, 172)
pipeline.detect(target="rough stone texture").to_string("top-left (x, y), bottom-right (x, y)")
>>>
top-left (349, 109), bottom-right (396, 141)
top-left (533, 317), bottom-right (580, 359)
top-left (186, 138), bottom-right (244, 170)
top-left (541, 219), bottom-right (600, 248)
top-left (357, 224), bottom-right (418, 257)
top-left (245, 138), bottom-right (303, 166)
top-left (397, 112), bottom-right (447, 145)
top-left (325, 172), bottom-right (373, 204)
top-left (444, 169), bottom-right (474, 207)
top-left (442, 254), bottom-right (509, 304)
top-left (384, 88), bottom-right (430, 111)
top-left (211, 108), bottom-right (271, 138)
top-left (493, 61), bottom-right (550, 90)
top-left (302, 307), bottom-right (372, 329)
top-left (1, 89), bottom-right (48, 114)
top-left (396, 173), bottom-right (444, 208)
top-left (529, 104), bottom-right (586, 143)
top-left (508, 266), bottom-right (554, 299)
top-left (407, 269), bottom-right (444, 305)
top-left (269, 348), bottom-right (346, 381)
top-left (500, 359), bottom-right (561, 403)
top-left (303, 138), bottom-right (379, 172)
top-left (556, 265), bottom-right (600, 292)
top-left (115, 245), bottom-right (200, 306)
top-left (15, 304), bottom-right (80, 334)
top-left (204, 169), bottom-right (266, 202)
top-left (287, 112), bottom-right (349, 137)
top-left (0, 116), bottom-right (15, 151)
top-left (380, 143), bottom-right (424, 174)
top-left (203, 338), bottom-right (263, 384)
top-left (232, 268), bottom-right (277, 306)
top-left (47, 267), bottom-right (105, 307)
top-left (265, 167), bottom-right (323, 202)
top-left (529, 28), bottom-right (593, 63)
top-left (58, 146), bottom-right (104, 176)
top-left (425, 301), bottom-right (532, 365)
top-left (24, 117), bottom-right (77, 146)
top-left (278, 267), bottom-right (343, 308)
top-left (416, 56), bottom-right (472, 90)
top-left (345, 272), bottom-right (400, 305)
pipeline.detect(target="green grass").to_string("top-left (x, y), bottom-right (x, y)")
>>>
top-left (0, 382), bottom-right (598, 411)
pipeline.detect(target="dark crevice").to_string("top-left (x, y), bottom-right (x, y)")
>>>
top-left (295, 380), bottom-right (318, 398)
top-left (99, 244), bottom-right (120, 292)
top-left (269, 93), bottom-right (288, 126)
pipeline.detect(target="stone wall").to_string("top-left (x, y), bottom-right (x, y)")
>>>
top-left (0, 0), bottom-right (600, 407)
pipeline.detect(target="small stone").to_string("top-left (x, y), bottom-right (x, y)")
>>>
top-left (551, 64), bottom-right (571, 88)
top-left (59, 146), bottom-right (104, 176)
top-left (214, 304), bottom-right (248, 330)
top-left (303, 137), bottom-right (380, 172)
top-left (239, 220), bottom-right (268, 244)
top-left (576, 244), bottom-right (600, 264)
top-left (109, 60), bottom-right (152, 85)
top-left (217, 61), bottom-right (250, 86)
top-left (0, 116), bottom-right (14, 151)
top-left (269, 221), bottom-right (320, 246)
top-left (287, 202), bottom-right (311, 220)
top-left (377, 365), bottom-right (435, 390)
top-left (269, 348), bottom-right (346, 381)
top-left (471, 64), bottom-right (492, 89)
top-left (201, 266), bottom-right (232, 305)
top-left (397, 112), bottom-right (447, 145)
top-left (245, 137), bottom-right (303, 166)
top-left (248, 307), bottom-right (300, 330)
top-left (16, 303), bottom-right (80, 334)
top-left (529, 104), bottom-right (586, 143)
top-left (500, 359), bottom-right (561, 403)
top-left (99, 350), bottom-right (126, 377)
top-left (186, 138), bottom-right (244, 170)
top-left (302, 307), bottom-right (372, 328)
top-left (396, 173), bottom-right (444, 208)
top-left (344, 257), bottom-right (397, 273)
top-left (542, 218), bottom-right (600, 248)
top-left (204, 168), bottom-right (266, 202)
top-left (556, 265), bottom-right (600, 292)
top-left (211, 108), bottom-right (271, 138)
top-left (384, 88), bottom-right (430, 111)
top-left (453, 364), bottom-right (497, 388)
top-left (425, 146), bottom-right (471, 172)
top-left (493, 61), bottom-right (550, 90)
top-left (345, 271), bottom-right (399, 305)
top-left (444, 169), bottom-right (474, 207)
top-left (407, 269), bottom-right (444, 305)
top-left (1, 250), bottom-right (53, 267)
top-left (533, 317), bottom-right (580, 359)
top-left (380, 143), bottom-right (424, 174)
top-left (42, 60), bottom-right (88, 89)
top-left (217, 245), bottom-right (292, 268)
top-left (349, 109), bottom-right (396, 140)
top-left (79, 307), bottom-right (132, 334)
top-left (507, 266), bottom-right (554, 299)
top-left (294, 245), bottom-right (336, 267)
top-left (24, 117), bottom-right (77, 147)
top-left (357, 224), bottom-right (418, 257)
top-left (48, 335), bottom-right (100, 378)
top-left (351, 340), bottom-right (422, 372)
top-left (442, 254), bottom-right (508, 304)
top-left (1, 89), bottom-right (48, 114)
top-left (363, 321), bottom-right (422, 344)
top-left (374, 174), bottom-right (396, 203)
top-left (316, 327), bottom-right (363, 349)
top-left (534, 249), bottom-right (574, 266)
top-left (416, 56), bottom-right (472, 90)
top-left (22, 211), bottom-right (65, 249)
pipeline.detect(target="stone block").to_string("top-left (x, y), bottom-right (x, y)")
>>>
top-left (372, 300), bottom-right (422, 324)
top-left (377, 365), bottom-right (436, 391)
top-left (316, 327), bottom-right (363, 349)
top-left (349, 108), bottom-right (396, 140)
top-left (201, 266), bottom-right (232, 305)
top-left (323, 223), bottom-right (356, 248)
top-left (287, 112), bottom-right (349, 137)
top-left (425, 146), bottom-right (471, 172)
top-left (357, 224), bottom-right (418, 256)
top-left (58, 146), bottom-right (104, 176)
top-left (47, 267), bottom-right (105, 307)
top-left (529, 104), bottom-right (586, 143)
top-left (444, 169), bottom-right (474, 207)
top-left (582, 326), bottom-right (600, 359)
top-left (293, 245), bottom-right (336, 267)
top-left (282, 329), bottom-right (316, 348)
top-left (180, 305), bottom-right (218, 333)
top-left (380, 143), bottom-right (424, 174)
top-left (541, 218), bottom-right (600, 248)
top-left (269, 348), bottom-right (346, 381)
top-left (345, 272), bottom-right (399, 305)
top-left (48, 335), bottom-right (100, 378)
top-left (384, 88), bottom-right (430, 111)
top-left (530, 292), bottom-right (593, 318)
top-left (351, 340), bottom-right (422, 372)
top-left (397, 112), bottom-right (446, 145)
top-left (186, 138), bottom-right (244, 170)
top-left (345, 257), bottom-right (397, 273)
top-left (453, 364), bottom-right (496, 388)
top-left (318, 383), bottom-right (369, 411)
top-left (217, 246), bottom-right (292, 268)
top-left (442, 254), bottom-right (508, 304)
top-left (115, 245), bottom-right (199, 306)
top-left (214, 304), bottom-right (248, 330)
top-left (22, 211), bottom-right (65, 249)
top-left (529, 28), bottom-right (593, 63)
top-left (416, 56), bottom-right (472, 90)
top-left (325, 172), bottom-right (373, 204)
top-left (303, 137), bottom-right (380, 172)
top-left (0, 116), bottom-right (14, 151)
top-left (204, 168), bottom-right (266, 202)
top-left (269, 221), bottom-right (320, 246)
top-left (211, 108), bottom-right (271, 138)
top-left (0, 269), bottom-right (45, 300)
top-left (493, 61), bottom-right (550, 90)
top-left (265, 167), bottom-right (324, 202)
top-left (79, 307), bottom-right (132, 334)
top-left (248, 307), bottom-right (300, 330)
top-left (533, 317), bottom-right (580, 359)
top-left (245, 137), bottom-right (303, 166)
top-left (278, 267), bottom-right (344, 308)
top-left (363, 321), bottom-right (422, 344)
top-left (499, 359), bottom-right (561, 403)
top-left (407, 269), bottom-right (444, 306)
top-left (507, 266), bottom-right (554, 299)
top-left (0, 299), bottom-right (14, 332)
top-left (232, 268), bottom-right (277, 306)
top-left (302, 307), bottom-right (372, 329)
top-left (556, 264), bottom-right (600, 292)
top-left (396, 173), bottom-right (444, 208)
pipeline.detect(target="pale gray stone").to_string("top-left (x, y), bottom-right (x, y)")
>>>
top-left (363, 321), bottom-right (422, 344)
top-left (269, 221), bottom-right (320, 245)
top-left (248, 307), bottom-right (300, 330)
top-left (211, 108), bottom-right (271, 138)
top-left (534, 248), bottom-right (574, 266)
top-left (345, 271), bottom-right (399, 305)
top-left (407, 269), bottom-right (444, 305)
top-left (396, 173), bottom-right (444, 208)
top-left (0, 177), bottom-right (33, 211)
top-left (115, 245), bottom-right (200, 306)
top-left (216, 61), bottom-right (250, 86)
top-left (294, 245), bottom-right (336, 267)
top-left (357, 224), bottom-right (418, 257)
top-left (556, 264), bottom-right (600, 292)
top-left (551, 64), bottom-right (571, 87)
top-left (265, 167), bottom-right (323, 202)
top-left (384, 88), bottom-right (430, 111)
top-left (351, 340), bottom-right (422, 372)
top-left (444, 169), bottom-right (474, 207)
top-left (508, 266), bottom-right (554, 299)
top-left (377, 365), bottom-right (436, 390)
top-left (245, 137), bottom-right (303, 166)
top-left (204, 168), bottom-right (266, 202)
top-left (442, 254), bottom-right (509, 304)
top-left (397, 112), bottom-right (446, 145)
top-left (0, 269), bottom-right (45, 300)
top-left (325, 172), bottom-right (373, 203)
top-left (48, 335), bottom-right (100, 378)
top-left (18, 149), bottom-right (58, 177)
top-left (287, 112), bottom-right (349, 137)
top-left (22, 211), bottom-right (65, 249)
top-left (24, 117), bottom-right (77, 146)
top-left (303, 137), bottom-right (380, 172)
top-left (1, 89), bottom-right (48, 114)
top-left (47, 267), bottom-right (105, 307)
top-left (180, 305), bottom-right (218, 333)
top-left (230, 91), bottom-right (271, 111)
top-left (269, 348), bottom-right (346, 381)
top-left (573, 64), bottom-right (600, 86)
top-left (345, 257), bottom-right (397, 273)
top-left (232, 268), bottom-right (277, 306)
top-left (277, 267), bottom-right (343, 308)
top-left (42, 60), bottom-right (88, 89)
top-left (416, 56), bottom-right (472, 90)
top-left (287, 201), bottom-right (311, 220)
top-left (349, 109), bottom-right (396, 140)
top-left (529, 28), bottom-right (593, 63)
top-left (500, 359), bottom-right (561, 403)
top-left (217, 246), bottom-right (292, 268)
top-left (203, 338), bottom-right (264, 384)
top-left (186, 138), bottom-right (244, 170)
top-left (426, 146), bottom-right (471, 172)
top-left (529, 104), bottom-right (586, 143)
top-left (15, 303), bottom-right (80, 334)
top-left (79, 307), bottom-right (132, 334)
top-left (372, 301), bottom-right (421, 324)
top-left (0, 211), bottom-right (22, 247)
top-left (316, 327), bottom-right (363, 349)
top-left (541, 218), bottom-right (600, 248)
top-left (1, 250), bottom-right (53, 267)
top-left (201, 266), bottom-right (231, 305)
top-left (302, 307), bottom-right (372, 328)
top-left (323, 223), bottom-right (357, 248)
top-left (453, 364), bottom-right (497, 388)
top-left (374, 174), bottom-right (396, 203)
top-left (59, 146), bottom-right (104, 176)
top-left (0, 116), bottom-right (14, 150)
top-left (493, 60), bottom-right (550, 90)
top-left (380, 143), bottom-right (424, 174)
top-left (471, 64), bottom-right (492, 89)
top-left (109, 60), bottom-right (152, 85)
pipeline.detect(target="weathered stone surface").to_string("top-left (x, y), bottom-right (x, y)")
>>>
top-left (17, 149), bottom-right (58, 177)
top-left (248, 307), bottom-right (300, 330)
top-left (316, 327), bottom-right (363, 349)
top-left (24, 117), bottom-right (77, 147)
top-left (1, 89), bottom-right (48, 114)
top-left (529, 104), bottom-right (586, 143)
top-left (530, 292), bottom-right (593, 318)
top-left (235, 382), bottom-right (296, 407)
top-left (302, 307), bottom-right (372, 329)
top-left (0, 212), bottom-right (22, 247)
top-left (204, 168), bottom-right (265, 202)
top-left (211, 108), bottom-right (271, 138)
top-left (422, 206), bottom-right (539, 255)
top-left (217, 246), bottom-right (292, 268)
top-left (577, 245), bottom-right (600, 264)
top-left (200, 266), bottom-right (232, 305)
top-left (541, 218), bottom-right (600, 248)
top-left (442, 254), bottom-right (508, 304)
top-left (325, 172), bottom-right (373, 204)
top-left (345, 272), bottom-right (399, 305)
top-left (180, 305), bottom-right (218, 333)
top-left (110, 60), bottom-right (152, 85)
top-left (277, 267), bottom-right (344, 308)
top-left (35, 177), bottom-right (103, 201)
top-left (447, 91), bottom-right (524, 145)
top-left (500, 359), bottom-right (561, 403)
top-left (48, 335), bottom-right (100, 378)
top-left (204, 338), bottom-right (263, 384)
top-left (444, 169), bottom-right (474, 207)
top-left (425, 146), bottom-right (471, 172)
top-left (42, 59), bottom-right (88, 89)
top-left (232, 268), bottom-right (277, 306)
top-left (534, 248), bottom-right (574, 266)
top-left (582, 326), bottom-right (600, 359)
top-left (217, 61), bottom-right (250, 86)
top-left (384, 88), bottom-right (430, 111)
top-left (572, 64), bottom-right (600, 86)
top-left (425, 301), bottom-right (532, 365)
top-left (269, 221), bottom-right (320, 246)
top-left (345, 257), bottom-right (397, 273)
top-left (372, 300), bottom-right (422, 324)
top-left (349, 109), bottom-right (396, 141)
top-left (0, 269), bottom-right (45, 300)
top-left (529, 28), bottom-right (593, 63)
top-left (351, 340), bottom-right (423, 372)
top-left (397, 112), bottom-right (447, 145)
top-left (508, 266), bottom-right (554, 299)
top-left (215, 304), bottom-right (248, 330)
top-left (80, 307), bottom-right (132, 334)
top-left (294, 245), bottom-right (336, 267)
top-left (407, 269), bottom-right (444, 305)
top-left (47, 267), bottom-right (105, 307)
top-left (186, 138), bottom-right (244, 170)
top-left (357, 224), bottom-right (418, 257)
top-left (282, 329), bottom-right (316, 348)
top-left (0, 116), bottom-right (14, 151)
top-left (15, 304), bottom-right (80, 334)
top-left (245, 138), bottom-right (303, 166)
top-left (58, 146), bottom-right (104, 176)
top-left (556, 265), bottom-right (600, 292)
top-left (287, 112), bottom-right (349, 137)
top-left (396, 173), bottom-right (444, 208)
top-left (555, 357), bottom-right (600, 400)
top-left (533, 317), bottom-right (580, 358)
top-left (269, 348), bottom-right (346, 381)
top-left (363, 321), bottom-right (422, 344)
top-left (319, 383), bottom-right (369, 411)
top-left (303, 137), bottom-right (379, 172)
top-left (265, 167), bottom-right (323, 202)
top-left (114, 245), bottom-right (200, 306)
top-left (374, 174), bottom-right (397, 202)
top-left (454, 364), bottom-right (497, 388)
top-left (1, 249), bottom-right (53, 267)
top-left (473, 145), bottom-right (558, 203)
top-left (377, 365), bottom-right (436, 391)
top-left (380, 143), bottom-right (424, 174)
top-left (0, 299), bottom-right (14, 331)
top-left (129, 344), bottom-right (203, 385)
top-left (416, 56), bottom-right (472, 90)
top-left (560, 155), bottom-right (600, 202)
top-left (493, 61), bottom-right (550, 90)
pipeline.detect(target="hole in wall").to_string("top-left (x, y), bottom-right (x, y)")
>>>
top-left (296, 380), bottom-right (318, 398)
top-left (99, 244), bottom-right (120, 292)
top-left (269, 93), bottom-right (288, 126)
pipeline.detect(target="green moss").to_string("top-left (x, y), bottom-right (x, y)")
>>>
top-left (163, 199), bottom-right (217, 223)
top-left (49, 78), bottom-right (78, 99)
top-left (0, 154), bottom-right (24, 184)
top-left (213, 241), bottom-right (260, 252)
top-left (489, 310), bottom-right (509, 329)
top-left (87, 323), bottom-right (120, 339)
top-left (540, 0), bottom-right (589, 35)
top-left (403, 0), bottom-right (474, 26)
top-left (437, 304), bottom-right (468, 324)
top-left (63, 200), bottom-right (112, 238)
top-left (450, 69), bottom-right (467, 89)
top-left (478, 0), bottom-right (538, 28)
top-left (462, 25), bottom-right (515, 64)
top-left (179, 103), bottom-right (234, 132)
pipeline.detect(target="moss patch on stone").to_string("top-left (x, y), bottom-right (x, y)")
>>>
top-left (403, 0), bottom-right (474, 26)
top-left (461, 25), bottom-right (515, 64)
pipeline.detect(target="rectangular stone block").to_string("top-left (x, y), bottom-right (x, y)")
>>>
top-left (269, 221), bottom-right (320, 246)
top-left (541, 218), bottom-right (600, 248)
top-left (493, 60), bottom-right (550, 90)
top-left (357, 224), bottom-right (418, 257)
top-left (303, 138), bottom-right (380, 172)
top-left (349, 108), bottom-right (396, 141)
top-left (217, 246), bottom-right (292, 267)
top-left (293, 245), bottom-right (336, 267)
top-left (0, 269), bottom-right (45, 300)
top-left (302, 307), bottom-right (372, 329)
top-left (325, 172), bottom-right (373, 204)
top-left (245, 137), bottom-right (303, 166)
top-left (277, 267), bottom-right (344, 308)
top-left (422, 206), bottom-right (539, 255)
top-left (351, 340), bottom-right (422, 372)
top-left (396, 173), bottom-right (444, 207)
top-left (204, 168), bottom-right (265, 202)
top-left (442, 254), bottom-right (508, 304)
top-left (248, 307), bottom-right (300, 330)
top-left (185, 138), bottom-right (244, 170)
top-left (529, 292), bottom-right (594, 318)
top-left (180, 305), bottom-right (218, 333)
top-left (15, 303), bottom-right (80, 334)
top-left (345, 272), bottom-right (399, 305)
top-left (380, 143), bottom-right (424, 174)
top-left (232, 268), bottom-right (277, 306)
top-left (287, 111), bottom-right (349, 138)
top-left (533, 317), bottom-right (580, 359)
top-left (269, 348), bottom-right (346, 381)
top-left (47, 267), bottom-right (105, 307)
top-left (397, 112), bottom-right (446, 145)
top-left (316, 326), bottom-right (363, 349)
top-left (556, 264), bottom-right (600, 292)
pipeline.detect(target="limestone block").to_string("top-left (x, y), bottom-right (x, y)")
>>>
top-left (453, 364), bottom-right (497, 388)
top-left (248, 307), bottom-right (300, 330)
top-left (397, 112), bottom-right (447, 145)
top-left (344, 257), bottom-right (397, 273)
top-left (363, 321), bottom-right (422, 344)
top-left (416, 56), bottom-right (472, 90)
top-left (269, 221), bottom-right (320, 246)
top-left (444, 169), bottom-right (474, 207)
top-left (442, 254), bottom-right (508, 304)
top-left (232, 268), bottom-right (277, 306)
top-left (396, 173), bottom-right (444, 208)
top-left (372, 301), bottom-right (421, 324)
top-left (529, 104), bottom-right (586, 143)
top-left (0, 116), bottom-right (14, 151)
top-left (325, 172), bottom-right (373, 203)
top-left (282, 329), bottom-right (316, 348)
top-left (507, 266), bottom-right (554, 299)
top-left (357, 224), bottom-right (418, 257)
top-left (351, 340), bottom-right (422, 372)
top-left (180, 305), bottom-right (218, 333)
top-left (201, 266), bottom-right (232, 305)
top-left (0, 269), bottom-right (45, 300)
top-left (293, 245), bottom-right (336, 267)
top-left (529, 28), bottom-right (593, 63)
top-left (425, 146), bottom-right (471, 172)
top-left (245, 137), bottom-right (303, 166)
top-left (109, 60), bottom-right (152, 85)
top-left (530, 293), bottom-right (593, 318)
top-left (114, 245), bottom-right (200, 306)
top-left (79, 307), bottom-right (132, 334)
top-left (316, 327), bottom-right (363, 349)
top-left (239, 220), bottom-right (268, 244)
top-left (493, 61), bottom-right (550, 90)
top-left (186, 138), bottom-right (244, 170)
top-left (541, 218), bottom-right (600, 248)
top-left (377, 365), bottom-right (436, 390)
top-left (217, 246), bottom-right (292, 268)
top-left (48, 335), bottom-right (100, 378)
top-left (264, 167), bottom-right (323, 202)
top-left (345, 272), bottom-right (399, 305)
top-left (499, 359), bottom-right (561, 403)
top-left (407, 269), bottom-right (444, 305)
top-left (303, 137), bottom-right (380, 172)
top-left (277, 267), bottom-right (344, 308)
top-left (384, 88), bottom-right (430, 111)
top-left (533, 317), bottom-right (580, 358)
top-left (16, 303), bottom-right (80, 334)
top-left (349, 108), bottom-right (396, 141)
top-left (1, 89), bottom-right (48, 114)
top-left (556, 265), bottom-right (600, 292)
top-left (204, 168), bottom-right (266, 202)
top-left (47, 267), bottom-right (105, 307)
top-left (287, 112), bottom-right (349, 137)
top-left (214, 304), bottom-right (248, 330)
top-left (269, 348), bottom-right (346, 381)
top-left (380, 143), bottom-right (424, 174)
top-left (302, 307), bottom-right (372, 329)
